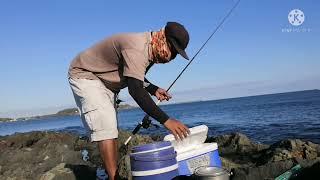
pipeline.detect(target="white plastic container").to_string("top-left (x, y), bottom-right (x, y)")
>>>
top-left (164, 125), bottom-right (222, 176)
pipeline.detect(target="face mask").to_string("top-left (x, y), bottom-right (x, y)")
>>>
top-left (151, 29), bottom-right (172, 63)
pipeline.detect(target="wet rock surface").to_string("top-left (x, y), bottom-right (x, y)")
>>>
top-left (0, 131), bottom-right (319, 180)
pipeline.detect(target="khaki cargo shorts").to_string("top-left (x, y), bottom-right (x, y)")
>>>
top-left (68, 77), bottom-right (118, 141)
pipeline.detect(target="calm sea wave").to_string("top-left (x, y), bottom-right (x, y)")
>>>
top-left (1, 90), bottom-right (319, 144)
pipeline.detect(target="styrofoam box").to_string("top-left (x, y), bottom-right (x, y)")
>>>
top-left (164, 125), bottom-right (222, 175)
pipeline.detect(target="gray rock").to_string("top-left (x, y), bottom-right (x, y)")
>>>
top-left (40, 163), bottom-right (76, 180)
top-left (220, 157), bottom-right (242, 170)
top-left (258, 139), bottom-right (320, 165)
top-left (0, 130), bottom-right (153, 180)
top-left (206, 133), bottom-right (269, 155)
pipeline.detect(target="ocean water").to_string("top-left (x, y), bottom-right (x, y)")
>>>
top-left (1, 90), bottom-right (319, 144)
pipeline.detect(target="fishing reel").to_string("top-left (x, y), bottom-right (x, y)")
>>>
top-left (116, 98), bottom-right (159, 132)
top-left (116, 99), bottom-right (123, 108)
top-left (132, 115), bottom-right (160, 135)
top-left (141, 115), bottom-right (160, 129)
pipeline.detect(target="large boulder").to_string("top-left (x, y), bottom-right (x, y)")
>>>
top-left (206, 133), bottom-right (269, 168)
top-left (0, 131), bottom-right (88, 180)
top-left (257, 139), bottom-right (320, 165)
top-left (0, 130), bottom-right (154, 180)
top-left (206, 133), bottom-right (269, 155)
top-left (39, 163), bottom-right (76, 180)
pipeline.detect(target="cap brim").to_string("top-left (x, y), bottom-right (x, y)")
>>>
top-left (168, 38), bottom-right (189, 60)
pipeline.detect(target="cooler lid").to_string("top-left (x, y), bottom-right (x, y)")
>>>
top-left (176, 143), bottom-right (218, 161)
top-left (163, 125), bottom-right (209, 154)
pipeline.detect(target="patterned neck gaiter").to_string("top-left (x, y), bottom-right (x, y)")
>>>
top-left (150, 29), bottom-right (172, 63)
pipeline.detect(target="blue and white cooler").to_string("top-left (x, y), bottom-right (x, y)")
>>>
top-left (164, 125), bottom-right (222, 176)
top-left (130, 141), bottom-right (179, 180)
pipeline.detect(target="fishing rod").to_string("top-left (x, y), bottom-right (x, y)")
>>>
top-left (124, 0), bottom-right (241, 146)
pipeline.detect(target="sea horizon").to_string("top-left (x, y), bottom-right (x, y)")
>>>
top-left (1, 89), bottom-right (319, 119)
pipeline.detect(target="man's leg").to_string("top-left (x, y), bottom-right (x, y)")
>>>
top-left (98, 138), bottom-right (118, 180)
top-left (68, 77), bottom-right (119, 179)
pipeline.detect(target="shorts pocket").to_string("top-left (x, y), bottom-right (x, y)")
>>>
top-left (81, 104), bottom-right (103, 132)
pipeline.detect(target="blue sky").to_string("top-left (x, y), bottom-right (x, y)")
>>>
top-left (0, 0), bottom-right (319, 117)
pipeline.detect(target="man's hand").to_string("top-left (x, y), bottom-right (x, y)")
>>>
top-left (164, 118), bottom-right (190, 140)
top-left (155, 88), bottom-right (172, 102)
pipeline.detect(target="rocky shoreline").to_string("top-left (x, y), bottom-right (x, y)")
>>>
top-left (0, 131), bottom-right (319, 180)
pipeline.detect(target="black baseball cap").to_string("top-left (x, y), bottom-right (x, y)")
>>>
top-left (165, 22), bottom-right (190, 60)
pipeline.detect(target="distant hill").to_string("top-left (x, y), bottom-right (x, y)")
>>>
top-left (0, 118), bottom-right (14, 122)
top-left (0, 104), bottom-right (136, 122)
top-left (56, 104), bottom-right (135, 116)
top-left (118, 104), bottom-right (136, 110)
top-left (56, 108), bottom-right (79, 116)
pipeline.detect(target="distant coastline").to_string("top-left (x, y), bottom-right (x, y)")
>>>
top-left (0, 104), bottom-right (136, 122)
top-left (1, 89), bottom-right (319, 123)
top-left (0, 118), bottom-right (14, 122)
